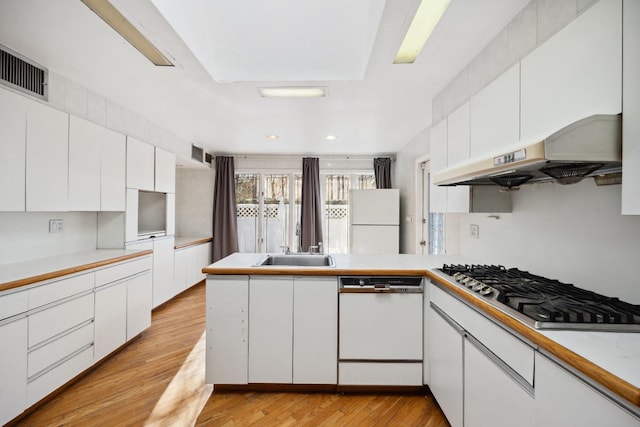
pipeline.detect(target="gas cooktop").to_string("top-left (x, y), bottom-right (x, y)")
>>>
top-left (438, 265), bottom-right (640, 332)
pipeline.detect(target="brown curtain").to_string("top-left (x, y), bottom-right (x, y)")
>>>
top-left (300, 157), bottom-right (324, 251)
top-left (374, 157), bottom-right (392, 188)
top-left (212, 156), bottom-right (239, 262)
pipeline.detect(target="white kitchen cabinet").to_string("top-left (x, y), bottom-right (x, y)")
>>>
top-left (94, 281), bottom-right (127, 361)
top-left (429, 119), bottom-right (448, 213)
top-left (534, 352), bottom-right (639, 426)
top-left (197, 242), bottom-right (212, 281)
top-left (68, 116), bottom-right (101, 211)
top-left (126, 136), bottom-right (155, 191)
top-left (464, 336), bottom-right (534, 427)
top-left (126, 271), bottom-right (153, 339)
top-left (293, 277), bottom-right (337, 384)
top-left (248, 276), bottom-right (294, 383)
top-left (0, 290), bottom-right (28, 425)
top-left (125, 188), bottom-right (139, 242)
top-left (428, 304), bottom-right (464, 427)
top-left (446, 102), bottom-right (471, 213)
top-left (174, 247), bottom-right (189, 292)
top-left (622, 0), bottom-right (640, 215)
top-left (152, 236), bottom-right (176, 308)
top-left (520, 0), bottom-right (622, 140)
top-left (166, 192), bottom-right (176, 236)
top-left (0, 88), bottom-right (27, 211)
top-left (155, 147), bottom-right (176, 193)
top-left (26, 101), bottom-right (69, 212)
top-left (205, 275), bottom-right (249, 384)
top-left (100, 126), bottom-right (126, 211)
top-left (470, 63), bottom-right (520, 158)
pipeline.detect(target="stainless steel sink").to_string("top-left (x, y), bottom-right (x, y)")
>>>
top-left (253, 254), bottom-right (335, 267)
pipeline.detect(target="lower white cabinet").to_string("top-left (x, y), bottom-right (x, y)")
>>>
top-left (248, 277), bottom-right (294, 383)
top-left (206, 275), bottom-right (338, 386)
top-left (534, 353), bottom-right (639, 426)
top-left (205, 275), bottom-right (249, 384)
top-left (428, 304), bottom-right (464, 427)
top-left (174, 242), bottom-right (212, 292)
top-left (152, 237), bottom-right (176, 308)
top-left (126, 272), bottom-right (152, 339)
top-left (94, 282), bottom-right (127, 361)
top-left (0, 316), bottom-right (27, 425)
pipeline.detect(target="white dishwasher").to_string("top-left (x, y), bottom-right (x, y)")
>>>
top-left (338, 276), bottom-right (423, 388)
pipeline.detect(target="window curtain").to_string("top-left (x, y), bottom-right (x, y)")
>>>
top-left (212, 156), bottom-right (239, 262)
top-left (300, 157), bottom-right (324, 252)
top-left (374, 157), bottom-right (392, 188)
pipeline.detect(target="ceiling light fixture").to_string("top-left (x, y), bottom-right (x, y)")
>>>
top-left (266, 134), bottom-right (280, 140)
top-left (81, 0), bottom-right (173, 66)
top-left (325, 135), bottom-right (337, 141)
top-left (394, 0), bottom-right (452, 64)
top-left (258, 87), bottom-right (328, 98)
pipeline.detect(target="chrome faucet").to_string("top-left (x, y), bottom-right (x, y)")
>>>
top-left (280, 245), bottom-right (290, 254)
top-left (308, 245), bottom-right (319, 254)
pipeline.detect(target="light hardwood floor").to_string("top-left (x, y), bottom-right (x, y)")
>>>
top-left (15, 281), bottom-right (449, 427)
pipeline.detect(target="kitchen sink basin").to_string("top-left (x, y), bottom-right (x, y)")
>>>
top-left (253, 254), bottom-right (335, 267)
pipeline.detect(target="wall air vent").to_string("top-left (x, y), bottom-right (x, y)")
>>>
top-left (0, 44), bottom-right (48, 100)
top-left (191, 144), bottom-right (204, 163)
top-left (205, 153), bottom-right (212, 164)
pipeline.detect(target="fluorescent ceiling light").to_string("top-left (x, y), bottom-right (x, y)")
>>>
top-left (258, 87), bottom-right (327, 98)
top-left (81, 0), bottom-right (173, 66)
top-left (325, 134), bottom-right (337, 141)
top-left (266, 134), bottom-right (280, 140)
top-left (394, 0), bottom-right (452, 64)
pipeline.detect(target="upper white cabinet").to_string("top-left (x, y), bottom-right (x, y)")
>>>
top-left (0, 88), bottom-right (27, 211)
top-left (470, 63), bottom-right (520, 158)
top-left (26, 101), bottom-right (69, 212)
top-left (520, 0), bottom-right (622, 139)
top-left (68, 116), bottom-right (101, 211)
top-left (446, 102), bottom-right (471, 213)
top-left (429, 119), bottom-right (448, 213)
top-left (155, 148), bottom-right (176, 193)
top-left (126, 137), bottom-right (176, 193)
top-left (99, 127), bottom-right (126, 211)
top-left (126, 137), bottom-right (155, 191)
top-left (622, 0), bottom-right (640, 215)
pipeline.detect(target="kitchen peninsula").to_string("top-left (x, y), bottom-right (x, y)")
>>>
top-left (203, 253), bottom-right (640, 425)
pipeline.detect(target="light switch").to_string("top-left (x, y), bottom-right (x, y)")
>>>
top-left (49, 219), bottom-right (64, 233)
top-left (470, 224), bottom-right (479, 239)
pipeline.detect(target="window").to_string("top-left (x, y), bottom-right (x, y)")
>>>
top-left (235, 169), bottom-right (375, 254)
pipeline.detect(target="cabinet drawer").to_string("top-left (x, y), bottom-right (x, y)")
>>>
top-left (0, 290), bottom-right (28, 321)
top-left (29, 273), bottom-right (94, 309)
top-left (26, 345), bottom-right (93, 407)
top-left (338, 362), bottom-right (422, 386)
top-left (430, 284), bottom-right (534, 385)
top-left (28, 294), bottom-right (94, 347)
top-left (28, 322), bottom-right (93, 378)
top-left (95, 257), bottom-right (152, 288)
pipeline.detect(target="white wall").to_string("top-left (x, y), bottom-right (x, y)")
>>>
top-left (175, 167), bottom-right (214, 237)
top-left (0, 212), bottom-right (97, 264)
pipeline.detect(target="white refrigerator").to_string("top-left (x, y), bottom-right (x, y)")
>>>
top-left (349, 189), bottom-right (400, 254)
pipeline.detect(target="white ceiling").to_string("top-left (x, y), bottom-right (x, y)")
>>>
top-left (0, 0), bottom-right (530, 158)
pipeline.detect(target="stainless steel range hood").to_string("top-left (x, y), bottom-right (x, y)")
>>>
top-left (433, 114), bottom-right (622, 189)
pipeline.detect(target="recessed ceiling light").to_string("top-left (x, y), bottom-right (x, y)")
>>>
top-left (266, 134), bottom-right (280, 140)
top-left (325, 134), bottom-right (337, 141)
top-left (394, 0), bottom-right (452, 64)
top-left (258, 87), bottom-right (328, 98)
top-left (81, 0), bottom-right (173, 66)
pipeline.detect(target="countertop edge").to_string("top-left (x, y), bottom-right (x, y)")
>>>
top-left (202, 267), bottom-right (431, 276)
top-left (175, 237), bottom-right (213, 250)
top-left (0, 250), bottom-right (154, 293)
top-left (428, 272), bottom-right (640, 409)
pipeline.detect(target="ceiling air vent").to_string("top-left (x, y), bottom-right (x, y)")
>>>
top-left (205, 153), bottom-right (212, 164)
top-left (0, 44), bottom-right (48, 100)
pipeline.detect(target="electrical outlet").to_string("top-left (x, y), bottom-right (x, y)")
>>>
top-left (49, 219), bottom-right (64, 233)
top-left (470, 224), bottom-right (479, 239)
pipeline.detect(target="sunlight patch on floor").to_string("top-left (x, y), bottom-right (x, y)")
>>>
top-left (144, 331), bottom-right (212, 426)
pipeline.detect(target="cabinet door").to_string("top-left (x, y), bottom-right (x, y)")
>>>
top-left (68, 116), bottom-right (101, 211)
top-left (0, 317), bottom-right (27, 425)
top-left (197, 243), bottom-right (212, 281)
top-left (0, 88), bottom-right (27, 211)
top-left (534, 353), bottom-right (639, 426)
top-left (94, 283), bottom-right (127, 361)
top-left (446, 102), bottom-right (470, 213)
top-left (127, 272), bottom-right (152, 339)
top-left (293, 277), bottom-right (337, 384)
top-left (155, 147), bottom-right (176, 193)
top-left (248, 277), bottom-right (293, 383)
top-left (205, 276), bottom-right (249, 384)
top-left (126, 137), bottom-right (154, 191)
top-left (429, 119), bottom-right (448, 213)
top-left (174, 248), bottom-right (188, 291)
top-left (464, 337), bottom-right (534, 427)
top-left (125, 188), bottom-right (138, 242)
top-left (26, 102), bottom-right (69, 212)
top-left (100, 127), bottom-right (126, 211)
top-left (166, 192), bottom-right (175, 236)
top-left (152, 237), bottom-right (176, 308)
top-left (428, 304), bottom-right (464, 427)
top-left (520, 0), bottom-right (622, 139)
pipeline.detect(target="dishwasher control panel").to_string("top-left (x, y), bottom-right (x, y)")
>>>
top-left (339, 276), bottom-right (423, 293)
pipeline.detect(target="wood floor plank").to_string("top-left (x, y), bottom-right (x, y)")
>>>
top-left (14, 281), bottom-right (449, 427)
